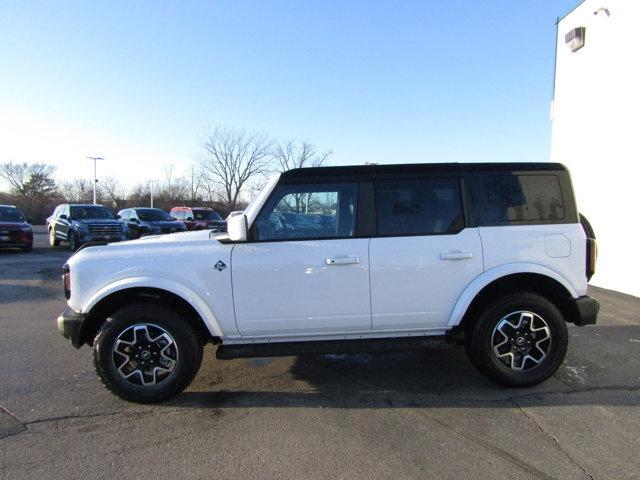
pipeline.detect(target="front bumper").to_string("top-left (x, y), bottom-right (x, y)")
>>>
top-left (78, 233), bottom-right (127, 244)
top-left (57, 307), bottom-right (87, 348)
top-left (572, 295), bottom-right (600, 326)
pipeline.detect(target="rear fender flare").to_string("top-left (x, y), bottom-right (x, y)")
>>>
top-left (447, 263), bottom-right (579, 328)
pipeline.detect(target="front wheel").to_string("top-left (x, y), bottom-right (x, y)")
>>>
top-left (93, 304), bottom-right (203, 403)
top-left (49, 229), bottom-right (60, 247)
top-left (465, 292), bottom-right (568, 388)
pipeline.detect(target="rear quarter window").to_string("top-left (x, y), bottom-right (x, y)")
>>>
top-left (471, 174), bottom-right (566, 225)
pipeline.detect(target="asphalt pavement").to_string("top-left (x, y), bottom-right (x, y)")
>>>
top-left (1, 227), bottom-right (639, 479)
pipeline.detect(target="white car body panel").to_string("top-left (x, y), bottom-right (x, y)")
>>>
top-left (478, 224), bottom-right (587, 296)
top-left (67, 230), bottom-right (237, 338)
top-left (231, 238), bottom-right (371, 336)
top-left (369, 228), bottom-right (484, 330)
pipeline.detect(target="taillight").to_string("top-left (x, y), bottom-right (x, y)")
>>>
top-left (586, 238), bottom-right (597, 281)
top-left (62, 264), bottom-right (71, 299)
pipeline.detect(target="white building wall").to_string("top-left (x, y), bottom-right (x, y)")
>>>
top-left (551, 0), bottom-right (640, 297)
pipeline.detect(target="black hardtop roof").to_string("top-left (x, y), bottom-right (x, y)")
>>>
top-left (281, 162), bottom-right (567, 180)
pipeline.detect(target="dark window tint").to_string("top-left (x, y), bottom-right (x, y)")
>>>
top-left (0, 207), bottom-right (25, 222)
top-left (256, 183), bottom-right (358, 241)
top-left (70, 206), bottom-right (114, 219)
top-left (481, 175), bottom-right (564, 223)
top-left (136, 208), bottom-right (172, 221)
top-left (193, 209), bottom-right (222, 221)
top-left (375, 178), bottom-right (464, 236)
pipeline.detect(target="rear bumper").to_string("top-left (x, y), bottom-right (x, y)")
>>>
top-left (57, 307), bottom-right (87, 348)
top-left (572, 295), bottom-right (600, 326)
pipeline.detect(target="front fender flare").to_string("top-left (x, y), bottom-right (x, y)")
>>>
top-left (446, 263), bottom-right (579, 328)
top-left (81, 276), bottom-right (224, 337)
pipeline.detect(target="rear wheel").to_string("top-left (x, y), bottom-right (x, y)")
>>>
top-left (93, 304), bottom-right (204, 403)
top-left (68, 232), bottom-right (78, 251)
top-left (465, 292), bottom-right (568, 388)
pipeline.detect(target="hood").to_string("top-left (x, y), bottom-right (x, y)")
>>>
top-left (68, 229), bottom-right (216, 265)
top-left (143, 220), bottom-right (184, 228)
top-left (0, 221), bottom-right (31, 229)
top-left (73, 218), bottom-right (122, 225)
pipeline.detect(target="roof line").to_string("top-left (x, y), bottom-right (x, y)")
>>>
top-left (556, 0), bottom-right (586, 25)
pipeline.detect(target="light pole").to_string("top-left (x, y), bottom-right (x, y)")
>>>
top-left (87, 156), bottom-right (104, 205)
top-left (148, 180), bottom-right (159, 208)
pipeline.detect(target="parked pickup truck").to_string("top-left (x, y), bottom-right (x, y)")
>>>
top-left (57, 163), bottom-right (599, 403)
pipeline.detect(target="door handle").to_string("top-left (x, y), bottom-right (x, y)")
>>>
top-left (326, 257), bottom-right (360, 265)
top-left (440, 252), bottom-right (473, 260)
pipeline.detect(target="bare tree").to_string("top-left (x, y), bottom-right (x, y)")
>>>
top-left (188, 165), bottom-right (204, 204)
top-left (59, 178), bottom-right (94, 204)
top-left (273, 140), bottom-right (332, 172)
top-left (197, 126), bottom-right (273, 210)
top-left (271, 140), bottom-right (332, 211)
top-left (101, 177), bottom-right (127, 211)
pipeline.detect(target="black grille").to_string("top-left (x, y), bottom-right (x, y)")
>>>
top-left (88, 224), bottom-right (122, 236)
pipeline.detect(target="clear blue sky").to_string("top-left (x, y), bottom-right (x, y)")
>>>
top-left (0, 0), bottom-right (579, 184)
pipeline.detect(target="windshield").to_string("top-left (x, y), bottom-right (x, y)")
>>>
top-left (70, 206), bottom-right (115, 220)
top-left (0, 207), bottom-right (26, 222)
top-left (193, 209), bottom-right (222, 221)
top-left (136, 209), bottom-right (172, 221)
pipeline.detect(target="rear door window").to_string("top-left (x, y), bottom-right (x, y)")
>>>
top-left (375, 178), bottom-right (464, 236)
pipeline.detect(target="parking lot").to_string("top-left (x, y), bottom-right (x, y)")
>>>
top-left (1, 227), bottom-right (639, 480)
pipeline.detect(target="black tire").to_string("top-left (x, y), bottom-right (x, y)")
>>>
top-left (21, 244), bottom-right (33, 253)
top-left (49, 229), bottom-right (60, 247)
top-left (93, 303), bottom-right (203, 403)
top-left (68, 231), bottom-right (78, 251)
top-left (465, 292), bottom-right (568, 388)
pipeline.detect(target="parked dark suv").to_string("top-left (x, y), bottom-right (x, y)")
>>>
top-left (47, 204), bottom-right (127, 251)
top-left (118, 208), bottom-right (187, 239)
top-left (0, 205), bottom-right (33, 252)
top-left (170, 206), bottom-right (226, 232)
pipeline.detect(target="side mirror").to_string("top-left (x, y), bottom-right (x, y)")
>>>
top-left (185, 216), bottom-right (194, 221)
top-left (26, 218), bottom-right (32, 224)
top-left (131, 218), bottom-right (139, 223)
top-left (115, 214), bottom-right (121, 219)
top-left (227, 214), bottom-right (248, 242)
top-left (60, 214), bottom-right (68, 220)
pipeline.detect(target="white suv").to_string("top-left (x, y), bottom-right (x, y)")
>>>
top-left (57, 163), bottom-right (599, 403)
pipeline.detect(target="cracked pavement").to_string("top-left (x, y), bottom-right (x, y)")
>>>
top-left (1, 228), bottom-right (639, 479)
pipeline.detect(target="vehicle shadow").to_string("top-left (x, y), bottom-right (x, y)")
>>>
top-left (167, 324), bottom-right (640, 410)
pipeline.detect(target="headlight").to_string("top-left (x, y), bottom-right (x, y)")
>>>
top-left (75, 223), bottom-right (89, 233)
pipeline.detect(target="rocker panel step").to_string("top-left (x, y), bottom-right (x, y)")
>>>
top-left (216, 335), bottom-right (448, 360)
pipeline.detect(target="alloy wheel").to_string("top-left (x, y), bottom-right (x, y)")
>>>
top-left (491, 311), bottom-right (551, 372)
top-left (112, 323), bottom-right (178, 386)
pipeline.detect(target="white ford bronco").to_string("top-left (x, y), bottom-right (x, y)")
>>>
top-left (57, 163), bottom-right (599, 403)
